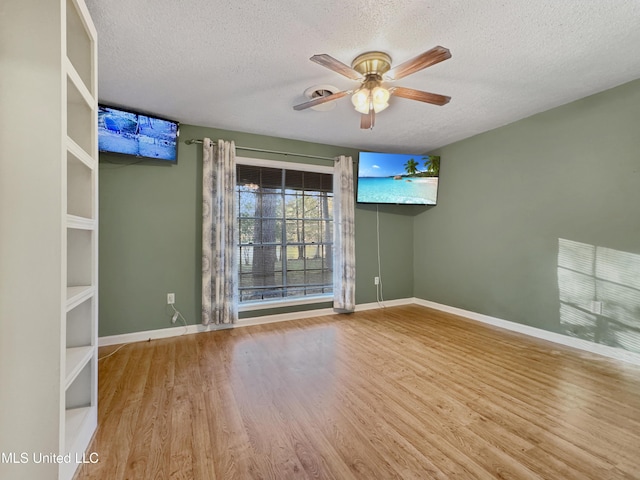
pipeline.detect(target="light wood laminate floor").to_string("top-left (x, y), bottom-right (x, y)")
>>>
top-left (76, 305), bottom-right (640, 479)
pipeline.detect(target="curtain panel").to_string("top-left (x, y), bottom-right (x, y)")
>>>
top-left (333, 155), bottom-right (356, 312)
top-left (202, 138), bottom-right (238, 325)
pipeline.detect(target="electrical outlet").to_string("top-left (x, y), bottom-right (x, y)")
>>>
top-left (374, 276), bottom-right (380, 285)
top-left (167, 293), bottom-right (175, 305)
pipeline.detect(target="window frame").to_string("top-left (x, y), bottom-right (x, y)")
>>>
top-left (235, 156), bottom-right (334, 311)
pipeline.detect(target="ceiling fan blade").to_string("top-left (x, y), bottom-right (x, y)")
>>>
top-left (360, 108), bottom-right (375, 129)
top-left (391, 87), bottom-right (451, 106)
top-left (310, 54), bottom-right (363, 80)
top-left (293, 90), bottom-right (349, 111)
top-left (384, 46), bottom-right (451, 81)
top-left (360, 113), bottom-right (371, 129)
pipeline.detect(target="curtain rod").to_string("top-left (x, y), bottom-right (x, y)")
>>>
top-left (185, 138), bottom-right (336, 162)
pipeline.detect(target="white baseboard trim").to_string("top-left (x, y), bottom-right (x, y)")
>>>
top-left (413, 298), bottom-right (640, 366)
top-left (99, 298), bottom-right (417, 347)
top-left (99, 323), bottom-right (207, 346)
top-left (355, 297), bottom-right (414, 311)
top-left (98, 312), bottom-right (331, 347)
top-left (99, 296), bottom-right (640, 366)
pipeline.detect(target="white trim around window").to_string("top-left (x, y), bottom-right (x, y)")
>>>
top-left (238, 293), bottom-right (333, 312)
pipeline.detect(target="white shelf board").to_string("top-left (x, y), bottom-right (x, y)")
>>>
top-left (67, 214), bottom-right (95, 230)
top-left (68, 0), bottom-right (98, 41)
top-left (66, 136), bottom-right (96, 170)
top-left (66, 58), bottom-right (94, 108)
top-left (62, 404), bottom-right (97, 480)
top-left (65, 346), bottom-right (93, 390)
top-left (66, 285), bottom-right (94, 312)
top-left (65, 406), bottom-right (91, 449)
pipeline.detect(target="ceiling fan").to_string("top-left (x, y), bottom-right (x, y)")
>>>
top-left (293, 46), bottom-right (452, 129)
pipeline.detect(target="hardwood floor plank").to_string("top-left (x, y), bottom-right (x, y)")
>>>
top-left (128, 340), bottom-right (174, 480)
top-left (169, 384), bottom-right (195, 480)
top-left (77, 306), bottom-right (640, 480)
top-left (144, 341), bottom-right (175, 480)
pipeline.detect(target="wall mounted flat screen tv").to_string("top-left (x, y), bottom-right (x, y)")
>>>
top-left (357, 152), bottom-right (440, 205)
top-left (98, 105), bottom-right (179, 163)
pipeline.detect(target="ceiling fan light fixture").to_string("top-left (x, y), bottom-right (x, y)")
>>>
top-left (372, 100), bottom-right (389, 114)
top-left (352, 89), bottom-right (370, 113)
top-left (351, 84), bottom-right (390, 114)
top-left (354, 102), bottom-right (371, 115)
top-left (371, 86), bottom-right (390, 113)
top-left (372, 86), bottom-right (390, 104)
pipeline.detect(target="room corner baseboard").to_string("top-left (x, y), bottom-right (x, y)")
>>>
top-left (355, 297), bottom-right (415, 312)
top-left (412, 297), bottom-right (640, 367)
top-left (99, 297), bottom-right (640, 366)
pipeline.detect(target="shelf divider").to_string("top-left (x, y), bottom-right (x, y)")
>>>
top-left (65, 346), bottom-right (94, 390)
top-left (66, 285), bottom-right (94, 312)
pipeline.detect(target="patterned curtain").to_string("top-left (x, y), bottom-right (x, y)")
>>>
top-left (333, 155), bottom-right (356, 311)
top-left (202, 138), bottom-right (238, 325)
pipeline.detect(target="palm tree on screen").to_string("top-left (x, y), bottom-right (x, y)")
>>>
top-left (424, 156), bottom-right (440, 176)
top-left (404, 159), bottom-right (418, 176)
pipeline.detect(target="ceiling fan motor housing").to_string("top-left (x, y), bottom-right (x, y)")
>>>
top-left (351, 51), bottom-right (392, 77)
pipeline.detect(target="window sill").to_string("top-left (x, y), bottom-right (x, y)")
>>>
top-left (238, 294), bottom-right (333, 312)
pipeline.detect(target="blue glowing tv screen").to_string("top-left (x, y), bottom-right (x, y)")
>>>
top-left (356, 152), bottom-right (440, 205)
top-left (98, 105), bottom-right (179, 163)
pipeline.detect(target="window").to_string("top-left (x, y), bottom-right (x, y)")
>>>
top-left (236, 159), bottom-right (333, 304)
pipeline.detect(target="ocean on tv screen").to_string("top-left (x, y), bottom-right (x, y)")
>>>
top-left (357, 176), bottom-right (438, 204)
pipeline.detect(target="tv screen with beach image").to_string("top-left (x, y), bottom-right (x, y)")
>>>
top-left (357, 152), bottom-right (440, 205)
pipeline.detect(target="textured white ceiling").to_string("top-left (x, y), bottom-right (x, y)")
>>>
top-left (86, 0), bottom-right (640, 154)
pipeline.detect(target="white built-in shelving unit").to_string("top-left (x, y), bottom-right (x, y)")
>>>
top-left (62, 0), bottom-right (99, 478)
top-left (0, 0), bottom-right (98, 478)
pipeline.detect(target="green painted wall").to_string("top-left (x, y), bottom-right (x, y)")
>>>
top-left (101, 81), bottom-right (640, 344)
top-left (99, 125), bottom-right (414, 336)
top-left (414, 79), bottom-right (640, 352)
